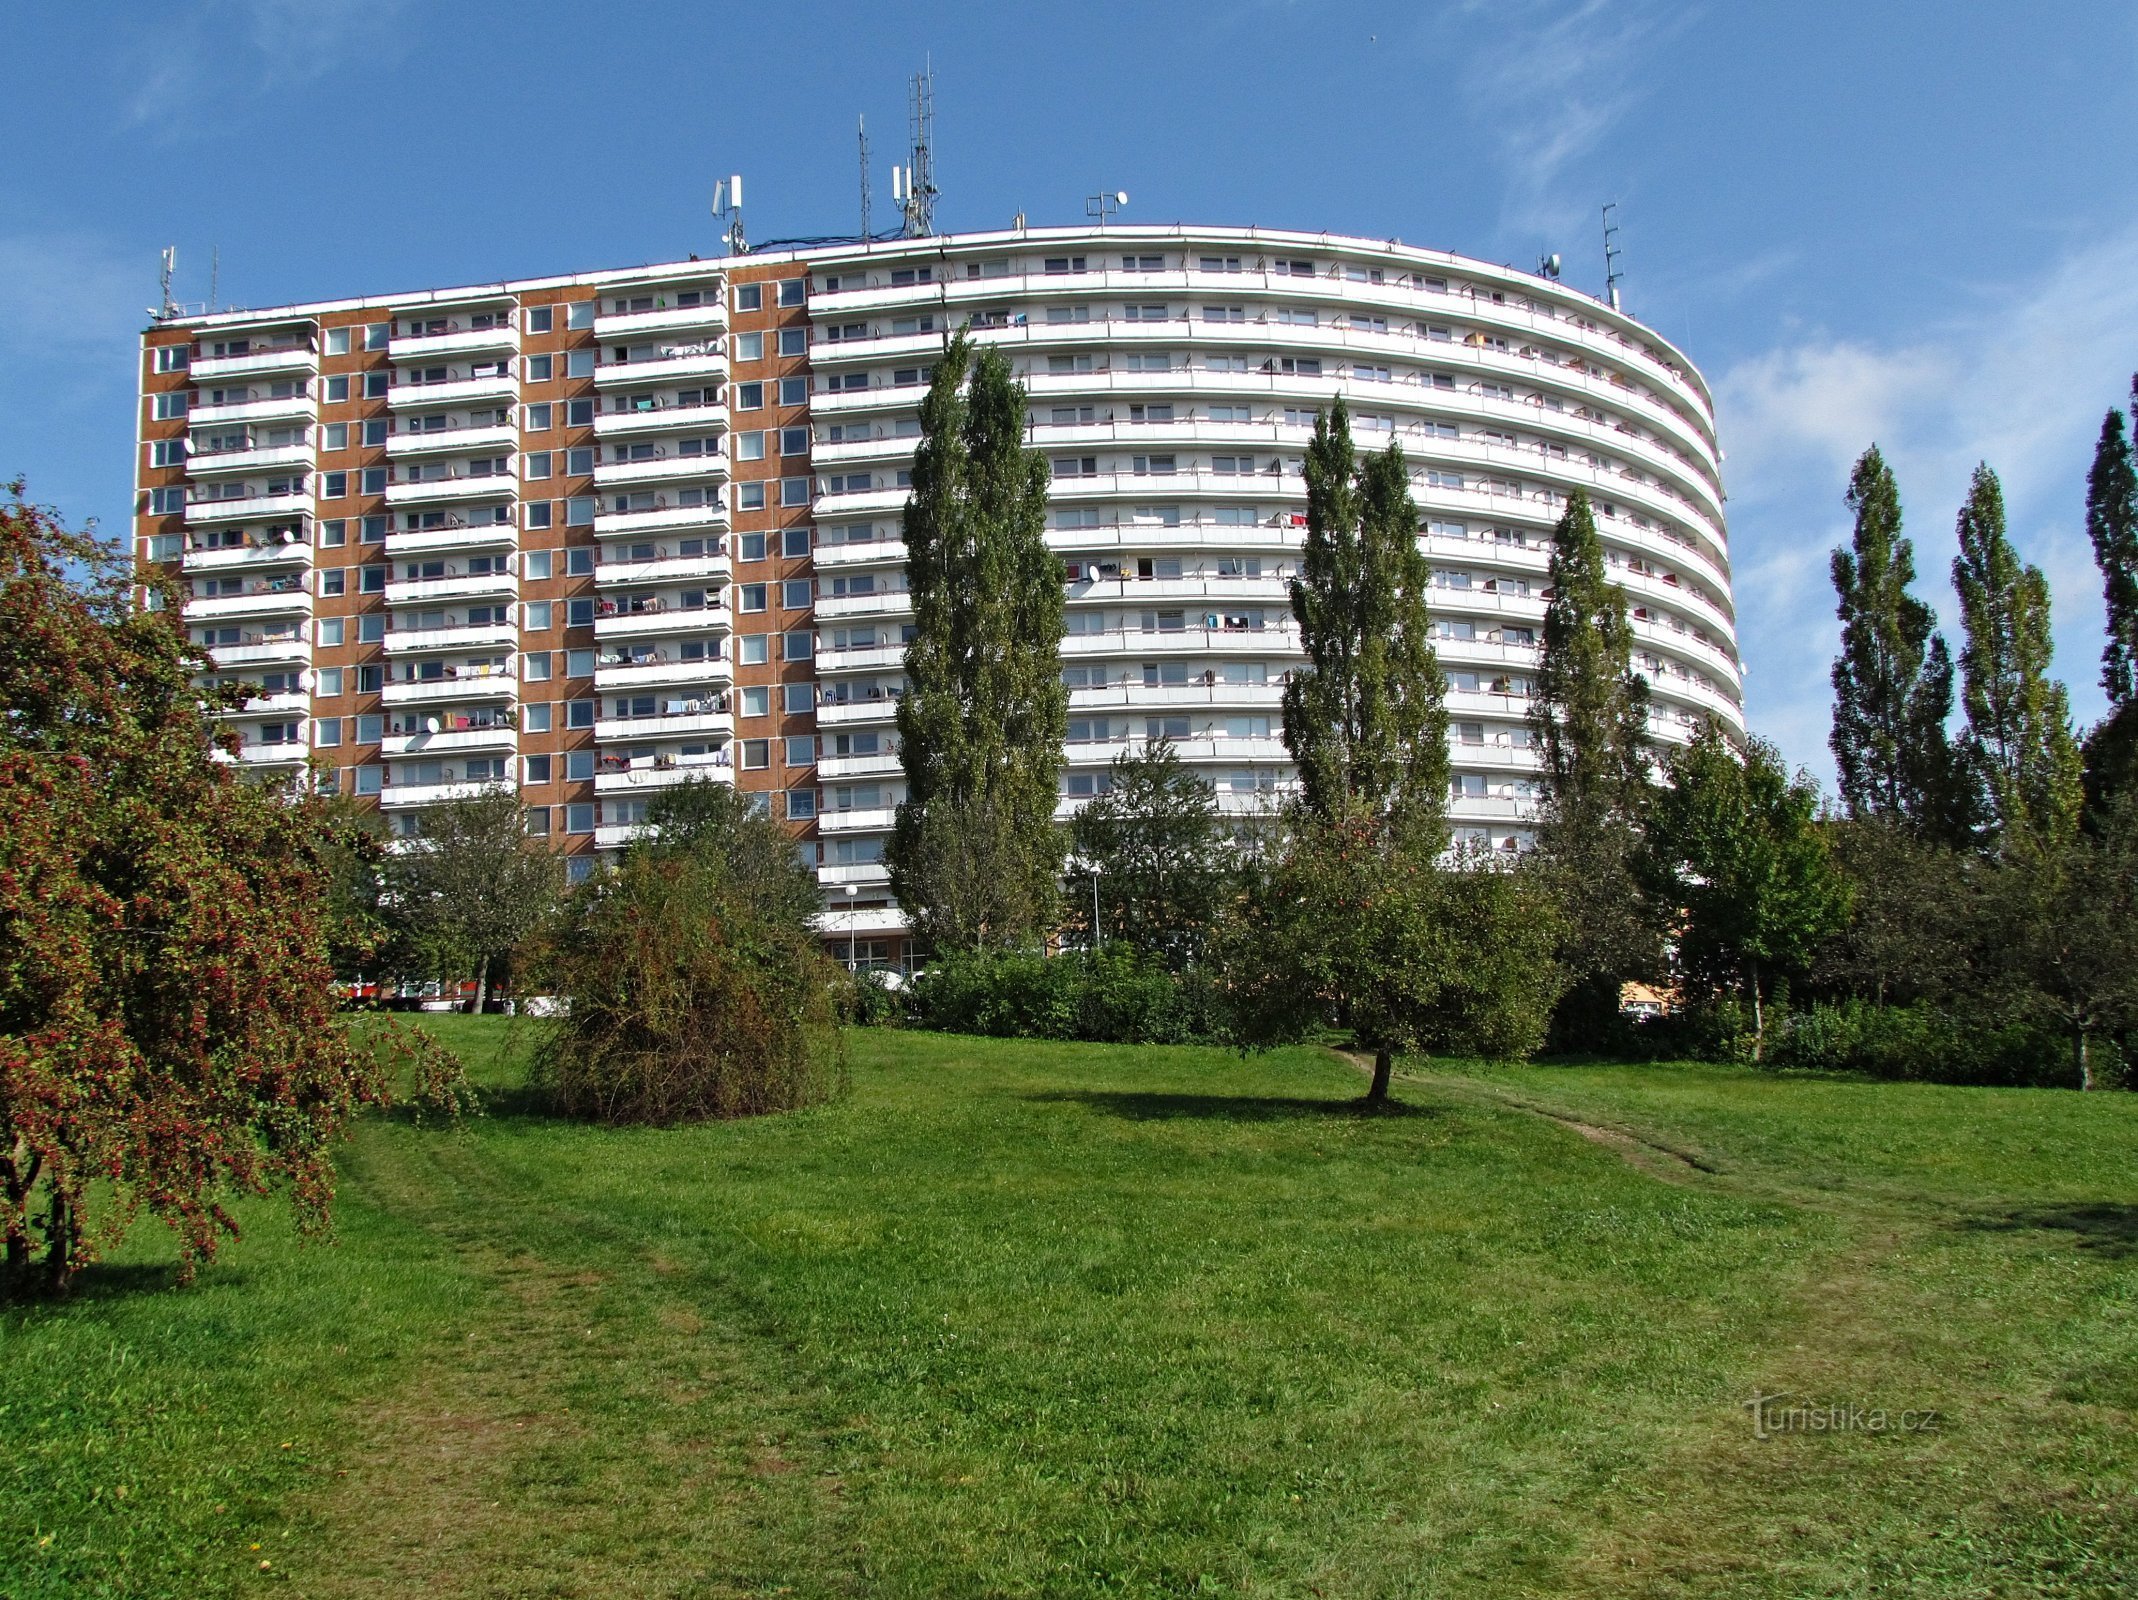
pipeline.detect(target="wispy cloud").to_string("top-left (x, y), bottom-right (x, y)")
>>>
top-left (122, 0), bottom-right (408, 131)
top-left (1716, 225), bottom-right (2138, 784)
top-left (1453, 0), bottom-right (1694, 239)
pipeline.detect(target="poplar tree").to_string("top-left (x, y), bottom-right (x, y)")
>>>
top-left (1280, 397), bottom-right (1448, 850)
top-left (2081, 398), bottom-right (2138, 810)
top-left (1527, 487), bottom-right (1657, 1042)
top-left (1953, 463), bottom-right (2082, 848)
top-left (1828, 445), bottom-right (1968, 840)
top-left (889, 329), bottom-right (1067, 951)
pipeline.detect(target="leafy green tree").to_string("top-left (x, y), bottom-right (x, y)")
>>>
top-left (0, 483), bottom-right (382, 1292)
top-left (1828, 446), bottom-right (1969, 841)
top-left (382, 785), bottom-right (562, 1011)
top-left (1642, 726), bottom-right (1849, 1058)
top-left (642, 778), bottom-right (822, 932)
top-left (889, 329), bottom-right (1067, 950)
top-left (1528, 487), bottom-right (1659, 1042)
top-left (1953, 463), bottom-right (2082, 848)
top-left (533, 845), bottom-right (846, 1124)
top-left (1811, 817), bottom-right (1976, 1009)
top-left (2082, 398), bottom-right (2138, 811)
top-left (1280, 398), bottom-right (1448, 850)
top-left (1067, 737), bottom-right (1231, 969)
top-left (1226, 822), bottom-right (1563, 1096)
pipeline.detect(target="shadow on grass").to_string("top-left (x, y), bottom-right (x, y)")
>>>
top-left (2, 1260), bottom-right (193, 1314)
top-left (1963, 1203), bottom-right (2138, 1259)
top-left (1028, 1089), bottom-right (1435, 1123)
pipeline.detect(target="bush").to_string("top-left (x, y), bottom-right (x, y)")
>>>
top-left (908, 946), bottom-right (1228, 1045)
top-left (1769, 1001), bottom-right (2078, 1087)
top-left (533, 849), bottom-right (846, 1123)
top-left (843, 970), bottom-right (908, 1028)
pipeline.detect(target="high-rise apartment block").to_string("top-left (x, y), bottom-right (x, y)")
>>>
top-left (135, 225), bottom-right (1743, 969)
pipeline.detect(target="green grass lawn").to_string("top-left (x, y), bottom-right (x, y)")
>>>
top-left (3, 1023), bottom-right (2134, 1598)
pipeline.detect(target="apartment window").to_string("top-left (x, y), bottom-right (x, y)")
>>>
top-left (785, 735), bottom-right (816, 767)
top-left (780, 477), bottom-right (810, 507)
top-left (565, 804), bottom-right (595, 835)
top-left (781, 526), bottom-right (810, 558)
top-left (782, 578), bottom-right (811, 610)
top-left (734, 381), bottom-right (763, 411)
top-left (320, 569), bottom-right (346, 597)
top-left (778, 376), bottom-right (807, 406)
top-left (314, 717), bottom-right (341, 748)
top-left (740, 685), bottom-right (770, 717)
top-left (734, 283), bottom-right (762, 312)
top-left (777, 279), bottom-right (806, 308)
top-left (523, 550), bottom-right (552, 581)
top-left (565, 301), bottom-right (594, 330)
top-left (362, 418), bottom-right (388, 446)
top-left (323, 376), bottom-right (349, 403)
top-left (316, 520), bottom-right (349, 549)
top-left (737, 482), bottom-right (766, 511)
top-left (565, 446), bottom-right (594, 476)
top-left (779, 426), bottom-right (808, 456)
top-left (783, 630), bottom-right (812, 661)
top-left (567, 399), bottom-right (594, 426)
top-left (567, 598), bottom-right (595, 627)
top-left (355, 615), bottom-right (384, 644)
top-left (524, 652), bottom-right (553, 682)
top-left (320, 471), bottom-right (347, 499)
top-left (323, 328), bottom-right (351, 356)
top-left (363, 323), bottom-right (389, 351)
top-left (148, 439), bottom-right (185, 468)
top-left (565, 497), bottom-right (595, 526)
top-left (738, 635), bottom-right (768, 665)
top-left (353, 765), bottom-right (383, 796)
top-left (782, 682), bottom-right (814, 715)
top-left (315, 667), bottom-right (344, 697)
top-left (316, 618), bottom-right (345, 647)
top-left (1120, 254), bottom-right (1163, 273)
top-left (735, 739), bottom-right (767, 770)
top-left (525, 305), bottom-right (553, 334)
top-left (734, 332), bottom-right (764, 362)
top-left (523, 451), bottom-right (552, 481)
top-left (566, 648), bottom-right (595, 678)
top-left (566, 548), bottom-right (594, 577)
top-left (526, 353), bottom-right (554, 383)
top-left (315, 422), bottom-right (346, 452)
top-left (565, 350), bottom-right (595, 379)
top-left (354, 713), bottom-right (384, 744)
top-left (525, 501), bottom-right (554, 530)
top-left (735, 531), bottom-right (767, 562)
top-left (739, 583), bottom-right (767, 613)
top-left (522, 703), bottom-right (552, 733)
top-left (363, 373), bottom-right (388, 399)
top-left (734, 430), bottom-right (766, 462)
top-left (151, 393), bottom-right (188, 420)
top-left (777, 329), bottom-right (806, 357)
top-left (147, 488), bottom-right (182, 516)
top-left (566, 700), bottom-right (594, 730)
top-left (785, 789), bottom-right (816, 820)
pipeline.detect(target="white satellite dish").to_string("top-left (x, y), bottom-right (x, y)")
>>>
top-left (424, 716), bottom-right (441, 734)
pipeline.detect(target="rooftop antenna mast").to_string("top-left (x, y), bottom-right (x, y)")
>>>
top-left (153, 246), bottom-right (177, 320)
top-left (857, 115), bottom-right (873, 240)
top-left (209, 245), bottom-right (220, 313)
top-left (1602, 203), bottom-right (1624, 312)
top-left (713, 173), bottom-right (747, 255)
top-left (900, 59), bottom-right (938, 237)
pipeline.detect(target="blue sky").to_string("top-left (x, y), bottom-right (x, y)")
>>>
top-left (5, 0), bottom-right (2136, 784)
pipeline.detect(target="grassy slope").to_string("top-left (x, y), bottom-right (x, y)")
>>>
top-left (0, 1024), bottom-right (2130, 1598)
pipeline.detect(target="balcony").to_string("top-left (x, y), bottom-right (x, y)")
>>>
top-left (230, 739), bottom-right (311, 766)
top-left (381, 671), bottom-right (518, 707)
top-left (816, 862), bottom-right (891, 891)
top-left (811, 903), bottom-right (909, 938)
top-left (386, 570), bottom-right (517, 604)
top-left (185, 441), bottom-right (312, 478)
top-left (593, 454), bottom-right (729, 490)
top-left (381, 722), bottom-right (518, 758)
top-left (816, 805), bottom-right (897, 835)
top-left (594, 704), bottom-right (732, 742)
top-left (812, 535), bottom-right (907, 569)
top-left (593, 501), bottom-right (729, 539)
top-left (224, 689), bottom-right (311, 718)
top-left (378, 775), bottom-right (516, 810)
top-left (387, 371), bottom-right (516, 410)
top-left (386, 519), bottom-right (519, 558)
top-left (186, 585), bottom-right (314, 623)
top-left (593, 750), bottom-right (734, 793)
top-left (383, 620), bottom-right (518, 656)
top-left (387, 423), bottom-right (516, 460)
top-left (186, 488), bottom-right (311, 526)
top-left (188, 391), bottom-right (317, 429)
top-left (815, 589), bottom-right (910, 621)
top-left (205, 634), bottom-right (310, 669)
top-left (183, 536), bottom-right (312, 574)
top-left (817, 750), bottom-right (902, 781)
top-left (389, 323), bottom-right (519, 362)
top-left (595, 400), bottom-right (728, 440)
top-left (191, 341), bottom-right (318, 381)
top-left (593, 303), bottom-right (727, 341)
top-left (594, 548), bottom-right (729, 588)
top-left (385, 469), bottom-right (515, 507)
top-left (593, 600), bottom-right (726, 642)
top-left (593, 344), bottom-right (726, 388)
top-left (593, 655), bottom-right (731, 694)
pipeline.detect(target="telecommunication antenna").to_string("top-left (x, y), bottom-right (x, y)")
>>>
top-left (900, 59), bottom-right (938, 237)
top-left (152, 246), bottom-right (177, 320)
top-left (1536, 252), bottom-right (1562, 280)
top-left (1602, 203), bottom-right (1624, 312)
top-left (1085, 189), bottom-right (1129, 228)
top-left (713, 173), bottom-right (747, 255)
top-left (857, 115), bottom-right (873, 239)
top-left (209, 245), bottom-right (221, 312)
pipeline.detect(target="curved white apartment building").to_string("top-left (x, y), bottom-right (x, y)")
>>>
top-left (136, 225), bottom-right (1741, 970)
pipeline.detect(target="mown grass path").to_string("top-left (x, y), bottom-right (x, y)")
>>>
top-left (5, 1027), bottom-right (2134, 1598)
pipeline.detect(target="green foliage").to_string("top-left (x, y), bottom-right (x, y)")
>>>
top-left (1227, 820), bottom-right (1565, 1077)
top-left (2085, 401), bottom-right (2138, 709)
top-left (639, 776), bottom-right (823, 930)
top-left (1528, 487), bottom-right (1663, 1044)
top-left (1280, 399), bottom-right (1449, 851)
top-left (1953, 462), bottom-right (2083, 847)
top-left (1827, 446), bottom-right (1970, 842)
top-left (533, 845), bottom-right (845, 1124)
top-left (1642, 726), bottom-right (1849, 1053)
top-left (1770, 1001), bottom-right (2083, 1087)
top-left (890, 329), bottom-right (1067, 951)
top-left (381, 784), bottom-right (562, 1009)
top-left (1066, 737), bottom-right (1232, 968)
top-left (0, 482), bottom-right (384, 1292)
top-left (908, 946), bottom-right (1228, 1045)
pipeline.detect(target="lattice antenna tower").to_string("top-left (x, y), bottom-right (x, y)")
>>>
top-left (1602, 202), bottom-right (1624, 312)
top-left (858, 115), bottom-right (872, 239)
top-left (713, 174), bottom-right (747, 255)
top-left (902, 60), bottom-right (938, 237)
top-left (152, 246), bottom-right (177, 320)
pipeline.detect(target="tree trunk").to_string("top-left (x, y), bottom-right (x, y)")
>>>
top-left (1748, 962), bottom-right (1765, 1063)
top-left (2076, 1028), bottom-right (2093, 1092)
top-left (1366, 1045), bottom-right (1394, 1107)
top-left (43, 1189), bottom-right (74, 1296)
top-left (472, 953), bottom-right (490, 1015)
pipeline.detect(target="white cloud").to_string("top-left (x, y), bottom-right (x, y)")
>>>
top-left (1716, 224), bottom-right (2138, 786)
top-left (122, 0), bottom-right (407, 131)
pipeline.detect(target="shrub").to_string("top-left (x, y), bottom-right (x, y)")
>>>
top-left (1769, 1001), bottom-right (2077, 1087)
top-left (533, 849), bottom-right (846, 1124)
top-left (908, 946), bottom-right (1228, 1045)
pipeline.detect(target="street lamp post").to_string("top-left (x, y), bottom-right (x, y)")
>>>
top-left (1088, 860), bottom-right (1104, 952)
top-left (845, 882), bottom-right (859, 973)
